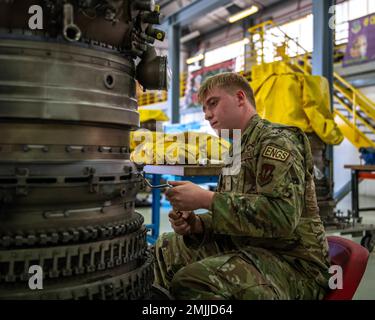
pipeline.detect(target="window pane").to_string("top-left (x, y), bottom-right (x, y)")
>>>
top-left (335, 21), bottom-right (349, 45)
top-left (369, 0), bottom-right (375, 13)
top-left (204, 39), bottom-right (246, 72)
top-left (299, 14), bottom-right (313, 53)
top-left (348, 0), bottom-right (367, 20)
top-left (335, 1), bottom-right (348, 24)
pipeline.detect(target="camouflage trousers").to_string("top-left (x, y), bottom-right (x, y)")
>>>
top-left (153, 232), bottom-right (327, 300)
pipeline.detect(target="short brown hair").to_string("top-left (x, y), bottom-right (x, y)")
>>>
top-left (198, 72), bottom-right (256, 107)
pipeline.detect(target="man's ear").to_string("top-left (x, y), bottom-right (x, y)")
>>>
top-left (236, 90), bottom-right (246, 107)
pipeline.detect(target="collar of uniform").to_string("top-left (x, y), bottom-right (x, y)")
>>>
top-left (241, 114), bottom-right (261, 145)
top-left (226, 114), bottom-right (261, 158)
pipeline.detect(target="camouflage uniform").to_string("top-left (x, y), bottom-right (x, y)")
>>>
top-left (154, 114), bottom-right (331, 300)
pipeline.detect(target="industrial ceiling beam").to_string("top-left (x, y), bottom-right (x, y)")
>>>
top-left (160, 0), bottom-right (233, 31)
top-left (178, 0), bottom-right (297, 48)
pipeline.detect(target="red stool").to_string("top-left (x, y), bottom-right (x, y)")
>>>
top-left (324, 236), bottom-right (370, 300)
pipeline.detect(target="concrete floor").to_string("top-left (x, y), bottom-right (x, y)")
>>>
top-left (137, 192), bottom-right (375, 300)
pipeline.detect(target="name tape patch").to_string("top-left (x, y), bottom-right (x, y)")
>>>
top-left (262, 145), bottom-right (290, 162)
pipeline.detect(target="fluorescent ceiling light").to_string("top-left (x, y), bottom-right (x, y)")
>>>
top-left (228, 5), bottom-right (259, 23)
top-left (181, 30), bottom-right (201, 44)
top-left (186, 53), bottom-right (204, 65)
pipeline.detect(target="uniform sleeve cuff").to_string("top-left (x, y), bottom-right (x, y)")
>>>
top-left (183, 213), bottom-right (213, 249)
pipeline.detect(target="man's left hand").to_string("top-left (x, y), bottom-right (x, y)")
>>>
top-left (165, 181), bottom-right (214, 211)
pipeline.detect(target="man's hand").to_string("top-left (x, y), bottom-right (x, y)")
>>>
top-left (168, 210), bottom-right (203, 236)
top-left (165, 181), bottom-right (214, 211)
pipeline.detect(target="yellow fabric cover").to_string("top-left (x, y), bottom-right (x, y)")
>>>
top-left (139, 109), bottom-right (169, 123)
top-left (251, 61), bottom-right (343, 145)
top-left (130, 131), bottom-right (230, 165)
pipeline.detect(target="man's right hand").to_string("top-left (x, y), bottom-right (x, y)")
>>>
top-left (168, 210), bottom-right (203, 236)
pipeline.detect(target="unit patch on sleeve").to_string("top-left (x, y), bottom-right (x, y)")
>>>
top-left (262, 145), bottom-right (290, 162)
top-left (258, 163), bottom-right (275, 186)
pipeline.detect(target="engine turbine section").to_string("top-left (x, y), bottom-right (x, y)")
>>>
top-left (0, 0), bottom-right (168, 300)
